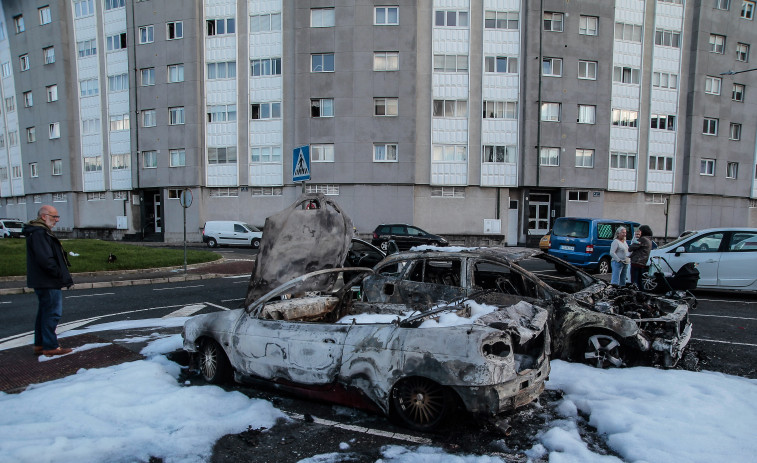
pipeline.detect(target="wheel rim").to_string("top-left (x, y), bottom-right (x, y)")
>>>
top-left (200, 341), bottom-right (219, 380)
top-left (208, 239), bottom-right (217, 248)
top-left (642, 274), bottom-right (657, 291)
top-left (380, 241), bottom-right (388, 251)
top-left (252, 239), bottom-right (260, 248)
top-left (393, 378), bottom-right (447, 429)
top-left (598, 259), bottom-right (610, 274)
top-left (583, 334), bottom-right (624, 368)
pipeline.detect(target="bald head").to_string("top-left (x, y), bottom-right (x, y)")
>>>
top-left (38, 205), bottom-right (61, 229)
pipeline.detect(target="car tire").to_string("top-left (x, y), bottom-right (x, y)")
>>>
top-left (597, 257), bottom-right (611, 275)
top-left (379, 241), bottom-right (389, 251)
top-left (580, 333), bottom-right (626, 368)
top-left (207, 238), bottom-right (218, 248)
top-left (198, 339), bottom-right (232, 384)
top-left (251, 238), bottom-right (261, 249)
top-left (391, 377), bottom-right (453, 432)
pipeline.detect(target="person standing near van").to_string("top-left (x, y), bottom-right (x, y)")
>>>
top-left (25, 205), bottom-right (74, 357)
top-left (628, 225), bottom-right (654, 286)
top-left (610, 226), bottom-right (630, 286)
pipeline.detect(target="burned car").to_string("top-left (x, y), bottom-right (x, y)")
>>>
top-left (362, 248), bottom-right (693, 368)
top-left (183, 268), bottom-right (550, 431)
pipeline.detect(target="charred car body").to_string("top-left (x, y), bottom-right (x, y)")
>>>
top-left (362, 248), bottom-right (693, 368)
top-left (183, 194), bottom-right (550, 431)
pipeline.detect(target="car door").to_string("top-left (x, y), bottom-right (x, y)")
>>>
top-left (394, 257), bottom-right (467, 305)
top-left (389, 225), bottom-right (409, 250)
top-left (664, 232), bottom-right (726, 287)
top-left (405, 226), bottom-right (428, 248)
top-left (717, 231), bottom-right (757, 288)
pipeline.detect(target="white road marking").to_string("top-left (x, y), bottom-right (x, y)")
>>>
top-left (224, 275), bottom-right (249, 279)
top-left (0, 301), bottom-right (10, 304)
top-left (286, 412), bottom-right (432, 445)
top-left (66, 292), bottom-right (115, 298)
top-left (162, 304), bottom-right (206, 318)
top-left (691, 313), bottom-right (757, 321)
top-left (204, 301), bottom-right (231, 311)
top-left (692, 338), bottom-right (757, 348)
top-left (153, 284), bottom-right (204, 291)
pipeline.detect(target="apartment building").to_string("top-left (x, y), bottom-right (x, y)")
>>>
top-left (0, 0), bottom-right (755, 245)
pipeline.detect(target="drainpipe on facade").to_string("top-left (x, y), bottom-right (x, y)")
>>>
top-left (129, 0), bottom-right (143, 239)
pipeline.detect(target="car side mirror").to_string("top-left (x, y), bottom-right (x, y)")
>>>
top-left (674, 246), bottom-right (685, 256)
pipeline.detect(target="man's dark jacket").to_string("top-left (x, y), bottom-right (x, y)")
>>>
top-left (25, 221), bottom-right (73, 289)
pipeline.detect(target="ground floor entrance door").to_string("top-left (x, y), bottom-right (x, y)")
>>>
top-left (527, 193), bottom-right (551, 236)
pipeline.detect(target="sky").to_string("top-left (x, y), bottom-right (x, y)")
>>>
top-left (1, 317), bottom-right (756, 463)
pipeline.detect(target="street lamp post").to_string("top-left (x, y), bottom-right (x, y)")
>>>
top-left (720, 68), bottom-right (757, 75)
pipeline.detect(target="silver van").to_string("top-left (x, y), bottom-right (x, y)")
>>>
top-left (0, 218), bottom-right (25, 238)
top-left (202, 221), bottom-right (263, 248)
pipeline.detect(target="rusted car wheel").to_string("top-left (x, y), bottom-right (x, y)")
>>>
top-left (391, 377), bottom-right (452, 432)
top-left (582, 333), bottom-right (625, 368)
top-left (199, 339), bottom-right (231, 384)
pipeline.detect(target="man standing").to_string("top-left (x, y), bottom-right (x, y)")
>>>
top-left (25, 205), bottom-right (74, 357)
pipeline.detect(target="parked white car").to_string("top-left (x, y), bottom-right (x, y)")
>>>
top-left (201, 221), bottom-right (262, 248)
top-left (648, 228), bottom-right (757, 291)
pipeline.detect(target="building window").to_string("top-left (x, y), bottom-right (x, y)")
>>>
top-left (613, 66), bottom-right (641, 84)
top-left (79, 78), bottom-right (99, 97)
top-left (39, 6), bottom-right (52, 25)
top-left (653, 72), bottom-right (678, 89)
top-left (30, 163), bottom-right (39, 178)
top-left (139, 25), bottom-right (154, 44)
top-left (26, 127), bottom-right (36, 143)
top-left (433, 54), bottom-right (468, 72)
top-left (578, 60), bottom-right (597, 80)
top-left (142, 151), bottom-right (158, 168)
top-left (742, 1), bottom-right (755, 19)
top-left (207, 61), bottom-right (236, 79)
top-left (142, 109), bottom-right (156, 127)
top-left (43, 47), bottom-right (55, 64)
top-left (52, 160), bottom-right (62, 176)
top-left (109, 113), bottom-right (130, 131)
top-left (107, 33), bottom-right (127, 51)
top-left (727, 162), bottom-right (739, 179)
top-left (543, 12), bottom-right (564, 32)
top-left (484, 56), bottom-right (518, 73)
top-left (14, 15), bottom-right (25, 33)
top-left (709, 34), bottom-right (726, 53)
top-left (483, 145), bottom-right (516, 163)
top-left (374, 143), bottom-right (398, 162)
top-left (12, 166), bottom-right (22, 178)
top-left (250, 58), bottom-right (282, 76)
top-left (82, 118), bottom-right (100, 135)
top-left (311, 8), bottom-right (335, 27)
top-left (374, 51), bottom-right (399, 71)
top-left (34, 195), bottom-right (42, 203)
top-left (74, 0), bottom-right (94, 18)
top-left (48, 122), bottom-right (60, 139)
top-left (23, 91), bottom-right (33, 108)
top-left (8, 131), bottom-right (18, 146)
top-left (579, 15), bottom-right (598, 35)
top-left (542, 57), bottom-right (562, 77)
top-left (482, 101), bottom-right (517, 119)
top-left (540, 147), bottom-right (559, 166)
top-left (541, 102), bottom-right (561, 122)
top-left (433, 100), bottom-right (467, 117)
top-left (250, 102), bottom-right (279, 120)
top-left (169, 149), bottom-right (185, 167)
top-left (375, 7), bottom-right (399, 25)
top-left (167, 64), bottom-right (184, 83)
top-left (649, 155), bottom-right (673, 172)
top-left (108, 73), bottom-right (128, 92)
top-left (703, 117), bottom-right (719, 135)
top-left (251, 13), bottom-right (281, 32)
top-left (207, 18), bottom-right (235, 36)
top-left (568, 191), bottom-right (589, 202)
top-left (705, 76), bottom-right (722, 94)
top-left (140, 67), bottom-right (155, 85)
top-left (168, 107), bottom-right (185, 125)
top-left (433, 145), bottom-right (467, 162)
top-left (19, 54), bottom-right (30, 71)
top-left (732, 83), bottom-right (745, 101)
top-left (208, 188), bottom-right (238, 198)
top-left (5, 96), bottom-right (15, 112)
top-left (578, 105), bottom-right (596, 124)
top-left (166, 21), bottom-right (183, 39)
top-left (311, 144), bottom-right (335, 162)
top-left (46, 85), bottom-right (57, 102)
top-left (431, 187), bottom-right (465, 198)
top-left (484, 11), bottom-right (518, 30)
top-left (105, 0), bottom-right (125, 10)
top-left (650, 114), bottom-right (676, 131)
top-left (207, 147), bottom-right (237, 164)
top-left (374, 98), bottom-right (398, 116)
top-left (207, 104), bottom-right (237, 122)
top-left (77, 39), bottom-right (96, 58)
top-left (611, 152), bottom-right (636, 169)
top-left (1, 62), bottom-right (10, 77)
top-left (435, 10), bottom-right (469, 27)
top-left (111, 154), bottom-right (129, 170)
top-left (311, 98), bottom-right (334, 117)
top-left (84, 156), bottom-right (102, 172)
top-left (715, 0), bottom-right (731, 10)
top-left (113, 191), bottom-right (129, 201)
top-left (615, 22), bottom-right (642, 42)
top-left (250, 146), bottom-right (282, 163)
top-left (700, 159), bottom-right (715, 176)
top-left (654, 29), bottom-right (681, 48)
top-left (53, 192), bottom-right (66, 202)
top-left (311, 53), bottom-right (335, 72)
top-left (730, 123), bottom-right (742, 140)
top-left (736, 43), bottom-right (750, 62)
top-left (167, 189), bottom-right (182, 199)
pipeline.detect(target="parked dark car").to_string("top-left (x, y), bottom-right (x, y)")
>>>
top-left (548, 217), bottom-right (639, 274)
top-left (371, 224), bottom-right (448, 251)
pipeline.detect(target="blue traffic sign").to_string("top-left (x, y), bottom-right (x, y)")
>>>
top-left (292, 145), bottom-right (311, 182)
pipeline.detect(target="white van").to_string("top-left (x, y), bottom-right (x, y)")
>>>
top-left (0, 218), bottom-right (25, 238)
top-left (202, 221), bottom-right (263, 248)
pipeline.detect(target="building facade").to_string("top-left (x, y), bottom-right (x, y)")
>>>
top-left (0, 0), bottom-right (755, 245)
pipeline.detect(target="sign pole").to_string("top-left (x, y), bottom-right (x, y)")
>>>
top-left (183, 203), bottom-right (187, 273)
top-left (179, 188), bottom-right (193, 273)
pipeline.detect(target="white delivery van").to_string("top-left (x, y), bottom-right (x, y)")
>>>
top-left (202, 221), bottom-right (263, 248)
top-left (0, 218), bottom-right (25, 238)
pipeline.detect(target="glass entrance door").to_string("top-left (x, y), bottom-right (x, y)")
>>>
top-left (527, 193), bottom-right (551, 235)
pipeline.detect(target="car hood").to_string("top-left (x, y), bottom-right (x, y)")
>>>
top-left (244, 193), bottom-right (354, 308)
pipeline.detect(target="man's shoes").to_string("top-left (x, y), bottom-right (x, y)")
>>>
top-left (42, 347), bottom-right (73, 357)
top-left (33, 346), bottom-right (44, 355)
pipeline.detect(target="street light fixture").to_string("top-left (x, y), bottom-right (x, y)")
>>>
top-left (720, 68), bottom-right (757, 75)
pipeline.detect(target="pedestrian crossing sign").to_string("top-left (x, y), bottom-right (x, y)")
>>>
top-left (292, 145), bottom-right (311, 182)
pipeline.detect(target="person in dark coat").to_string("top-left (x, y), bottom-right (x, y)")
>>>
top-left (25, 205), bottom-right (74, 357)
top-left (628, 225), bottom-right (654, 287)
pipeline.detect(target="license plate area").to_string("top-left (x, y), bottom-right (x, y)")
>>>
top-left (560, 245), bottom-right (575, 251)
